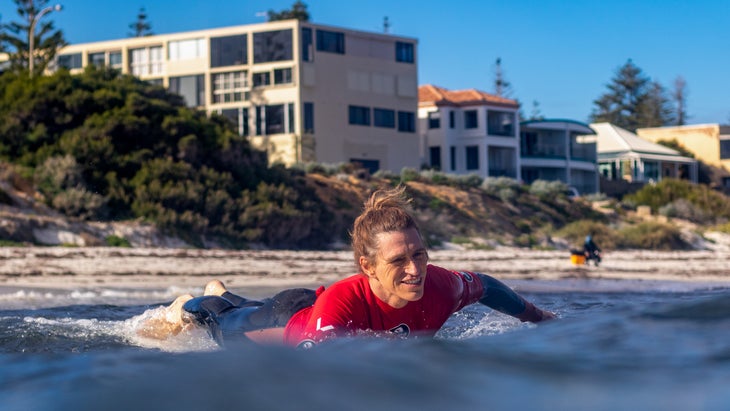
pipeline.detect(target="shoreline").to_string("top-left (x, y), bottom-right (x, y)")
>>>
top-left (1, 246), bottom-right (729, 292)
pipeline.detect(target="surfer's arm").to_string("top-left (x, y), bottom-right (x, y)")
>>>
top-left (475, 273), bottom-right (555, 322)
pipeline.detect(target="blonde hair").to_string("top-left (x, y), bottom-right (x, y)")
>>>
top-left (351, 185), bottom-right (422, 269)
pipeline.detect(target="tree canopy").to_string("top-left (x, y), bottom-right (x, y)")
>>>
top-left (128, 7), bottom-right (153, 37)
top-left (0, 0), bottom-right (65, 76)
top-left (0, 67), bottom-right (334, 248)
top-left (268, 1), bottom-right (310, 22)
top-left (589, 60), bottom-right (678, 131)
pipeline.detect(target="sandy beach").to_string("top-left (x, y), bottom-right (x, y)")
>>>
top-left (1, 241), bottom-right (729, 294)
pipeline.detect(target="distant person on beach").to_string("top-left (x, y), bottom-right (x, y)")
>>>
top-left (139, 186), bottom-right (555, 348)
top-left (583, 234), bottom-right (602, 266)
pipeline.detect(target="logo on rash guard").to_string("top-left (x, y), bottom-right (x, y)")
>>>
top-left (459, 271), bottom-right (474, 282)
top-left (316, 317), bottom-right (334, 332)
top-left (389, 324), bottom-right (410, 336)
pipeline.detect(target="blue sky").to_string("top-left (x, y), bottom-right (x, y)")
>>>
top-left (2, 0), bottom-right (728, 124)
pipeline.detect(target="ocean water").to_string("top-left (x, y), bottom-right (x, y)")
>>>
top-left (1, 279), bottom-right (729, 411)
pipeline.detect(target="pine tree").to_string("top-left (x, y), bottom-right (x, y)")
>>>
top-left (589, 60), bottom-right (674, 131)
top-left (0, 0), bottom-right (65, 75)
top-left (268, 1), bottom-right (310, 22)
top-left (129, 7), bottom-right (153, 37)
top-left (672, 76), bottom-right (688, 125)
top-left (493, 57), bottom-right (513, 98)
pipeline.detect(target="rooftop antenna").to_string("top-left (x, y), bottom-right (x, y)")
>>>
top-left (383, 16), bottom-right (390, 33)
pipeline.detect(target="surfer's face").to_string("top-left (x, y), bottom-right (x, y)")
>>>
top-left (361, 228), bottom-right (428, 308)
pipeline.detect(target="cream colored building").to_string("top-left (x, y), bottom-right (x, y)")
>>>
top-left (55, 20), bottom-right (420, 172)
top-left (637, 124), bottom-right (730, 187)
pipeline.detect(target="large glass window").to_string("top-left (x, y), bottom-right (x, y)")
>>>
top-left (221, 107), bottom-right (249, 136)
top-left (89, 52), bottom-right (105, 67)
top-left (252, 72), bottom-right (271, 87)
top-left (303, 102), bottom-right (314, 133)
top-left (464, 110), bottom-right (478, 129)
top-left (210, 34), bottom-right (247, 67)
top-left (169, 38), bottom-right (206, 61)
top-left (466, 146), bottom-right (479, 170)
top-left (169, 75), bottom-right (205, 107)
top-left (109, 51), bottom-right (122, 69)
top-left (428, 111), bottom-right (440, 129)
top-left (212, 71), bottom-right (248, 103)
top-left (57, 53), bottom-right (82, 69)
top-left (488, 110), bottom-right (516, 136)
top-left (349, 105), bottom-right (370, 126)
top-left (259, 103), bottom-right (294, 135)
top-left (274, 68), bottom-right (292, 85)
top-left (130, 46), bottom-right (163, 76)
top-left (316, 29), bottom-right (345, 54)
top-left (398, 111), bottom-right (416, 132)
top-left (301, 27), bottom-right (313, 62)
top-left (395, 41), bottom-right (414, 63)
top-left (253, 29), bottom-right (293, 63)
top-left (374, 108), bottom-right (395, 128)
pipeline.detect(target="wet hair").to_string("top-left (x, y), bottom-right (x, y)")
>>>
top-left (351, 185), bottom-right (422, 270)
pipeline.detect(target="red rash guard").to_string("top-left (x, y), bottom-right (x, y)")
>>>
top-left (284, 264), bottom-right (484, 348)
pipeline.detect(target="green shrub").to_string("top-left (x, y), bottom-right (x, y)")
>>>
top-left (617, 221), bottom-right (691, 250)
top-left (105, 235), bottom-right (132, 247)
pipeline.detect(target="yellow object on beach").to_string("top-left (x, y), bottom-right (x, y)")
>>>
top-left (570, 254), bottom-right (586, 265)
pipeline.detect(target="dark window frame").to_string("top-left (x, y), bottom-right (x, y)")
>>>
top-left (373, 108), bottom-right (396, 128)
top-left (464, 110), bottom-right (478, 129)
top-left (397, 111), bottom-right (416, 133)
top-left (349, 105), bottom-right (371, 126)
top-left (316, 29), bottom-right (345, 54)
top-left (210, 34), bottom-right (247, 68)
top-left (395, 41), bottom-right (414, 63)
top-left (466, 145), bottom-right (479, 170)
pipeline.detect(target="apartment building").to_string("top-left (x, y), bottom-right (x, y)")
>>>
top-left (55, 20), bottom-right (420, 172)
top-left (520, 120), bottom-right (598, 195)
top-left (418, 85), bottom-right (521, 179)
top-left (637, 123), bottom-right (730, 188)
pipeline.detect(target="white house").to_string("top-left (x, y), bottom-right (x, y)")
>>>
top-left (418, 85), bottom-right (521, 179)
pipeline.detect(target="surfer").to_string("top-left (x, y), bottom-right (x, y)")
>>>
top-left (140, 185), bottom-right (555, 348)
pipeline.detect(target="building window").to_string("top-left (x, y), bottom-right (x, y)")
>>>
top-left (89, 52), bottom-right (105, 67)
top-left (316, 29), bottom-right (345, 54)
top-left (721, 140), bottom-right (730, 159)
top-left (398, 111), bottom-right (416, 132)
top-left (488, 110), bottom-right (515, 136)
top-left (253, 29), bottom-right (293, 63)
top-left (264, 104), bottom-right (285, 135)
top-left (210, 34), bottom-right (247, 67)
top-left (374, 108), bottom-right (395, 128)
top-left (303, 102), bottom-right (314, 133)
top-left (349, 105), bottom-right (370, 126)
top-left (212, 71), bottom-right (248, 103)
top-left (301, 27), bottom-right (313, 62)
top-left (466, 146), bottom-right (479, 170)
top-left (429, 146), bottom-right (441, 170)
top-left (168, 75), bottom-right (205, 107)
top-left (129, 46), bottom-right (163, 76)
top-left (274, 68), bottom-right (293, 85)
top-left (450, 146), bottom-right (456, 171)
top-left (252, 72), bottom-right (271, 87)
top-left (169, 38), bottom-right (206, 61)
top-left (221, 107), bottom-right (249, 136)
top-left (428, 111), bottom-right (440, 129)
top-left (464, 110), bottom-right (478, 129)
top-left (395, 41), bottom-right (414, 63)
top-left (449, 111), bottom-right (455, 128)
top-left (255, 106), bottom-right (262, 135)
top-left (57, 53), bottom-right (82, 69)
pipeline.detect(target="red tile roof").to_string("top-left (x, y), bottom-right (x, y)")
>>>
top-left (418, 84), bottom-right (519, 109)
